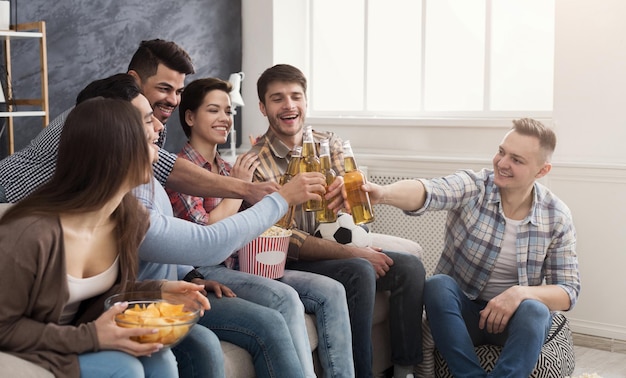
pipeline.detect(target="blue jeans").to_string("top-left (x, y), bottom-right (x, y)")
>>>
top-left (78, 349), bottom-right (178, 378)
top-left (198, 265), bottom-right (354, 378)
top-left (287, 251), bottom-right (425, 378)
top-left (197, 293), bottom-right (305, 378)
top-left (172, 320), bottom-right (225, 378)
top-left (424, 274), bottom-right (552, 378)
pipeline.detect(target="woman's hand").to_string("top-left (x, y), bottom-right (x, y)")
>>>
top-left (160, 280), bottom-right (211, 314)
top-left (94, 302), bottom-right (165, 356)
top-left (279, 172), bottom-right (325, 206)
top-left (230, 153), bottom-right (259, 182)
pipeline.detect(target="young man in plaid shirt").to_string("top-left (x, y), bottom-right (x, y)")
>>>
top-left (248, 64), bottom-right (425, 378)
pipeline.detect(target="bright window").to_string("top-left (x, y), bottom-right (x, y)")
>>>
top-left (308, 0), bottom-right (554, 117)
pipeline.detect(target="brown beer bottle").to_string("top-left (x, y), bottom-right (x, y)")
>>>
top-left (342, 140), bottom-right (374, 225)
top-left (299, 126), bottom-right (323, 211)
top-left (275, 146), bottom-right (302, 229)
top-left (316, 138), bottom-right (338, 223)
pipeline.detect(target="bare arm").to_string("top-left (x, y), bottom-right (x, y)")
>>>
top-left (363, 179), bottom-right (427, 212)
top-left (165, 157), bottom-right (279, 205)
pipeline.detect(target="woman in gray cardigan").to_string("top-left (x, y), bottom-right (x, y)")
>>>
top-left (0, 98), bottom-right (208, 378)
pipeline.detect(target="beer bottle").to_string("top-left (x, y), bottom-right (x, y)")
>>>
top-left (299, 126), bottom-right (323, 211)
top-left (275, 146), bottom-right (302, 229)
top-left (342, 140), bottom-right (374, 225)
top-left (316, 138), bottom-right (338, 223)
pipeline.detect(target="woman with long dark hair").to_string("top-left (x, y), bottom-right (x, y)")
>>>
top-left (0, 98), bottom-right (208, 378)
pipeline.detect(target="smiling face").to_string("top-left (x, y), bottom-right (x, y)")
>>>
top-left (259, 81), bottom-right (307, 147)
top-left (137, 63), bottom-right (186, 124)
top-left (131, 94), bottom-right (163, 164)
top-left (492, 130), bottom-right (551, 195)
top-left (186, 89), bottom-right (233, 149)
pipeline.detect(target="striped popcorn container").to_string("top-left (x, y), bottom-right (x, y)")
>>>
top-left (238, 228), bottom-right (291, 279)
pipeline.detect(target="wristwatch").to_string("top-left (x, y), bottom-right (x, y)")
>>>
top-left (183, 269), bottom-right (205, 282)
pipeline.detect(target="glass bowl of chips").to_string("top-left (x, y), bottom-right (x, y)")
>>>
top-left (104, 291), bottom-right (201, 348)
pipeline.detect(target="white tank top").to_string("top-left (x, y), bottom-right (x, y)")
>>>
top-left (479, 217), bottom-right (520, 301)
top-left (59, 256), bottom-right (119, 325)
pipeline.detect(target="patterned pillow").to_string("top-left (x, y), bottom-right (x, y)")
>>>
top-left (434, 312), bottom-right (575, 378)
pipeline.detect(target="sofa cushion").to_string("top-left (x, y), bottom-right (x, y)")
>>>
top-left (0, 352), bottom-right (54, 378)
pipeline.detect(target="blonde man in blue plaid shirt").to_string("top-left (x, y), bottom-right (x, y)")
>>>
top-left (364, 118), bottom-right (580, 377)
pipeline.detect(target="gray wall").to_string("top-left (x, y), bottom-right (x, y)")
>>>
top-left (1, 0), bottom-right (242, 157)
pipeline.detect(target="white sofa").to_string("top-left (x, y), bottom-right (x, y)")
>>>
top-left (0, 289), bottom-right (404, 377)
top-left (0, 200), bottom-right (423, 377)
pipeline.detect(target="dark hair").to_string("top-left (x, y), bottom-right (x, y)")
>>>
top-left (0, 98), bottom-right (152, 292)
top-left (127, 39), bottom-right (195, 82)
top-left (511, 118), bottom-right (557, 162)
top-left (76, 73), bottom-right (142, 105)
top-left (257, 64), bottom-right (307, 105)
top-left (179, 77), bottom-right (232, 138)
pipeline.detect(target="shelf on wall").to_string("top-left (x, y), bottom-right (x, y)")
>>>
top-left (0, 21), bottom-right (49, 155)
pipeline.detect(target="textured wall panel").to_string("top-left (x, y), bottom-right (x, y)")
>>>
top-left (1, 0), bottom-right (241, 157)
top-left (369, 174), bottom-right (447, 276)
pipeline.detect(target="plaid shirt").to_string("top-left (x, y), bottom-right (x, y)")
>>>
top-left (248, 128), bottom-right (344, 259)
top-left (407, 168), bottom-right (581, 309)
top-left (166, 143), bottom-right (236, 268)
top-left (166, 142), bottom-right (231, 224)
top-left (0, 108), bottom-right (176, 203)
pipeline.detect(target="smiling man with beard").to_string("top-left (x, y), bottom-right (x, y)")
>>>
top-left (125, 39), bottom-right (279, 205)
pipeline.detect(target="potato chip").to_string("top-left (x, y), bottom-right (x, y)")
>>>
top-left (158, 302), bottom-right (186, 317)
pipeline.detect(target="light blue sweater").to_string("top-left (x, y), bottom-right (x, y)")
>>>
top-left (134, 178), bottom-right (287, 281)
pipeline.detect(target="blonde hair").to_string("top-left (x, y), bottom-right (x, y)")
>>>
top-left (512, 118), bottom-right (556, 162)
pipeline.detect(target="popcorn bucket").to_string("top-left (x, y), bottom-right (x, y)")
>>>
top-left (238, 228), bottom-right (291, 279)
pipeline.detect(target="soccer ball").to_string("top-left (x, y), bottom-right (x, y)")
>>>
top-left (314, 212), bottom-right (372, 247)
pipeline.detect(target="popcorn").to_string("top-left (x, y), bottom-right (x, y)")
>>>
top-left (260, 225), bottom-right (292, 237)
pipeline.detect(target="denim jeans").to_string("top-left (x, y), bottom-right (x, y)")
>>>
top-left (197, 293), bottom-right (305, 378)
top-left (287, 251), bottom-right (425, 378)
top-left (424, 274), bottom-right (552, 378)
top-left (198, 265), bottom-right (354, 378)
top-left (78, 349), bottom-right (178, 378)
top-left (172, 320), bottom-right (225, 378)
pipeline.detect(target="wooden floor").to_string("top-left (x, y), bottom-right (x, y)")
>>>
top-left (572, 346), bottom-right (626, 377)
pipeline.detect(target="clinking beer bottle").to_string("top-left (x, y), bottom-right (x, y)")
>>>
top-left (342, 140), bottom-right (374, 225)
top-left (299, 126), bottom-right (323, 211)
top-left (316, 138), bottom-right (338, 223)
top-left (275, 146), bottom-right (302, 229)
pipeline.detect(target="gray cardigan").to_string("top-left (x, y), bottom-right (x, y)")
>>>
top-left (0, 215), bottom-right (161, 378)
